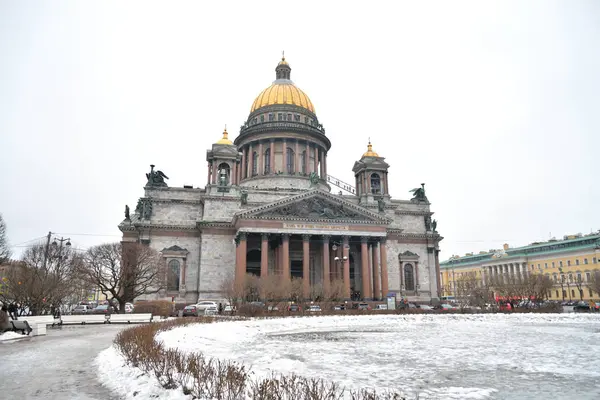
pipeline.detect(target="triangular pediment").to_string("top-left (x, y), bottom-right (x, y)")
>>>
top-left (235, 189), bottom-right (390, 224)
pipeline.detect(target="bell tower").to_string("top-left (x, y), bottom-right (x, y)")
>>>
top-left (352, 140), bottom-right (390, 205)
top-left (206, 127), bottom-right (242, 194)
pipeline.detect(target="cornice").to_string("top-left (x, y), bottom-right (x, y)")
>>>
top-left (197, 221), bottom-right (235, 229)
top-left (126, 222), bottom-right (199, 231)
top-left (202, 195), bottom-right (242, 202)
top-left (394, 210), bottom-right (433, 216)
top-left (151, 198), bottom-right (203, 205)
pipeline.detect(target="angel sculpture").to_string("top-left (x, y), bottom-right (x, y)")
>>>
top-left (145, 164), bottom-right (169, 187)
top-left (409, 183), bottom-right (428, 202)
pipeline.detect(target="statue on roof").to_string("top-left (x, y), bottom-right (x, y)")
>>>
top-left (125, 205), bottom-right (130, 220)
top-left (145, 164), bottom-right (169, 187)
top-left (410, 183), bottom-right (428, 203)
top-left (309, 172), bottom-right (320, 187)
top-left (432, 219), bottom-right (437, 233)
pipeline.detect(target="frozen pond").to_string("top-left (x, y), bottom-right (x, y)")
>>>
top-left (158, 314), bottom-right (600, 399)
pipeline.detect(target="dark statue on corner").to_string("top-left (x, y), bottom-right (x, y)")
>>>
top-left (409, 183), bottom-right (428, 203)
top-left (432, 219), bottom-right (438, 233)
top-left (240, 190), bottom-right (248, 205)
top-left (135, 198), bottom-right (153, 220)
top-left (125, 205), bottom-right (130, 220)
top-left (308, 172), bottom-right (320, 187)
top-left (377, 197), bottom-right (385, 213)
top-left (424, 215), bottom-right (432, 231)
top-left (145, 164), bottom-right (169, 187)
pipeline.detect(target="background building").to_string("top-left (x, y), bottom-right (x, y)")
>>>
top-left (440, 232), bottom-right (600, 301)
top-left (119, 57), bottom-right (443, 304)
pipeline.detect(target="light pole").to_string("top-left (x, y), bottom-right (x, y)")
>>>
top-left (42, 231), bottom-right (71, 269)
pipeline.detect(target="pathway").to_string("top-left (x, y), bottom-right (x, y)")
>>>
top-left (0, 324), bottom-right (126, 399)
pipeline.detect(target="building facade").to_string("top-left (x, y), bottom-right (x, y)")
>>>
top-left (119, 57), bottom-right (443, 304)
top-left (440, 233), bottom-right (600, 301)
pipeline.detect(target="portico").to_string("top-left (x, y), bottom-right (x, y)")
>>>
top-left (232, 189), bottom-right (391, 300)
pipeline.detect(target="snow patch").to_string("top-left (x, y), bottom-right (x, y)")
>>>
top-left (0, 331), bottom-right (28, 342)
top-left (95, 346), bottom-right (190, 400)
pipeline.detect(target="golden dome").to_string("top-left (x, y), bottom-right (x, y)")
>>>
top-left (215, 127), bottom-right (233, 145)
top-left (250, 57), bottom-right (315, 114)
top-left (251, 83), bottom-right (314, 113)
top-left (362, 141), bottom-right (379, 157)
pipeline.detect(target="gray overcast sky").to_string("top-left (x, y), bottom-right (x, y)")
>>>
top-left (1, 1), bottom-right (599, 259)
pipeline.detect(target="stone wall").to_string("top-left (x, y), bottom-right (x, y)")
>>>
top-left (150, 202), bottom-right (203, 224)
top-left (137, 233), bottom-right (201, 302)
top-left (145, 187), bottom-right (204, 201)
top-left (198, 233), bottom-right (236, 298)
top-left (384, 239), bottom-right (435, 301)
top-left (202, 199), bottom-right (242, 221)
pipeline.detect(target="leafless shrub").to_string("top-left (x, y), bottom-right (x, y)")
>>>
top-left (114, 318), bottom-right (407, 400)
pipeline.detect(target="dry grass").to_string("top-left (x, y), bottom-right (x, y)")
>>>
top-left (114, 317), bottom-right (409, 400)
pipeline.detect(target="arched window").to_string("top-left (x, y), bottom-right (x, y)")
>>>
top-left (301, 150), bottom-right (306, 174)
top-left (252, 152), bottom-right (258, 176)
top-left (217, 163), bottom-right (230, 186)
top-left (404, 264), bottom-right (415, 291)
top-left (264, 148), bottom-right (271, 174)
top-left (370, 173), bottom-right (381, 194)
top-left (167, 259), bottom-right (180, 291)
top-left (286, 147), bottom-right (295, 173)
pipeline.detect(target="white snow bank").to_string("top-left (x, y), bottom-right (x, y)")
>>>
top-left (0, 331), bottom-right (28, 342)
top-left (95, 346), bottom-right (190, 400)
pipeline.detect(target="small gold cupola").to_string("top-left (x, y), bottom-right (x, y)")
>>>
top-left (215, 126), bottom-right (233, 145)
top-left (362, 140), bottom-right (379, 157)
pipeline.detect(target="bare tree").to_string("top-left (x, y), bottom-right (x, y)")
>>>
top-left (0, 214), bottom-right (11, 264)
top-left (328, 278), bottom-right (345, 303)
top-left (79, 242), bottom-right (165, 313)
top-left (0, 243), bottom-right (83, 315)
top-left (574, 274), bottom-right (585, 301)
top-left (243, 274), bottom-right (261, 303)
top-left (220, 272), bottom-right (243, 309)
top-left (259, 274), bottom-right (285, 309)
top-left (588, 271), bottom-right (600, 299)
top-left (454, 272), bottom-right (492, 309)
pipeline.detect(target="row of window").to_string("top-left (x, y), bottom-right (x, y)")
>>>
top-left (249, 113), bottom-right (318, 127)
top-left (531, 257), bottom-right (597, 270)
top-left (551, 288), bottom-right (594, 299)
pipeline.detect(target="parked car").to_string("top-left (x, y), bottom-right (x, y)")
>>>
top-left (439, 303), bottom-right (457, 311)
top-left (374, 304), bottom-right (388, 310)
top-left (419, 304), bottom-right (435, 311)
top-left (196, 301), bottom-right (218, 312)
top-left (288, 304), bottom-right (302, 312)
top-left (93, 304), bottom-right (115, 314)
top-left (71, 305), bottom-right (93, 315)
top-left (204, 305), bottom-right (218, 316)
top-left (124, 303), bottom-right (134, 313)
top-left (332, 305), bottom-right (345, 311)
top-left (223, 305), bottom-right (236, 313)
top-left (357, 303), bottom-right (371, 311)
top-left (307, 305), bottom-right (322, 312)
top-left (574, 301), bottom-right (591, 312)
top-left (182, 304), bottom-right (201, 317)
top-left (268, 305), bottom-right (279, 312)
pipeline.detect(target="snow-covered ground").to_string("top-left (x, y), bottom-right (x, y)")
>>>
top-left (153, 314), bottom-right (600, 399)
top-left (0, 331), bottom-right (28, 342)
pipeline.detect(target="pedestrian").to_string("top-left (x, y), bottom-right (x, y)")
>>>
top-left (218, 303), bottom-right (223, 315)
top-left (8, 302), bottom-right (18, 320)
top-left (0, 305), bottom-right (11, 333)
